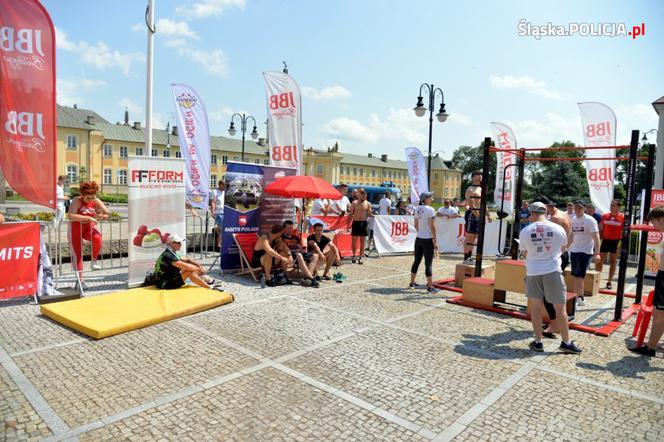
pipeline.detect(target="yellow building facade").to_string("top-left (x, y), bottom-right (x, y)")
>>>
top-left (54, 104), bottom-right (462, 200)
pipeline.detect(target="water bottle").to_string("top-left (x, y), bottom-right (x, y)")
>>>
top-left (260, 274), bottom-right (266, 289)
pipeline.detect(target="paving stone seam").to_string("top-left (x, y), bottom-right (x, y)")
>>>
top-left (432, 362), bottom-right (537, 442)
top-left (0, 345), bottom-right (70, 436)
top-left (9, 338), bottom-right (89, 358)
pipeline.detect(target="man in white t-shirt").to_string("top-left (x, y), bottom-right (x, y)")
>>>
top-left (311, 198), bottom-right (329, 216)
top-left (329, 184), bottom-right (350, 216)
top-left (568, 199), bottom-right (601, 306)
top-left (436, 200), bottom-right (459, 219)
top-left (378, 192), bottom-right (392, 215)
top-left (409, 192), bottom-right (438, 293)
top-left (209, 180), bottom-right (226, 249)
top-left (519, 202), bottom-right (581, 354)
top-left (54, 175), bottom-right (69, 226)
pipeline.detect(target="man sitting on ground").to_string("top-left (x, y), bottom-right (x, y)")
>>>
top-left (629, 206), bottom-right (664, 356)
top-left (154, 234), bottom-right (222, 290)
top-left (282, 220), bottom-right (320, 287)
top-left (308, 222), bottom-right (341, 281)
top-left (253, 224), bottom-right (292, 287)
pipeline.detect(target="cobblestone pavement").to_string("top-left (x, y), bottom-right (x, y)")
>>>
top-left (0, 254), bottom-right (662, 441)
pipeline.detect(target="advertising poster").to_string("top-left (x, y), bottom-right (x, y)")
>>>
top-left (128, 157), bottom-right (186, 287)
top-left (644, 189), bottom-right (664, 277)
top-left (0, 222), bottom-right (40, 299)
top-left (221, 162), bottom-right (295, 271)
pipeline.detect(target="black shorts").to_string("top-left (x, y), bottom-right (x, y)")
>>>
top-left (570, 252), bottom-right (592, 278)
top-left (465, 210), bottom-right (479, 234)
top-left (292, 251), bottom-right (314, 262)
top-left (158, 273), bottom-right (185, 290)
top-left (252, 249), bottom-right (265, 268)
top-left (351, 220), bottom-right (368, 237)
top-left (600, 239), bottom-right (620, 254)
top-left (655, 271), bottom-right (664, 311)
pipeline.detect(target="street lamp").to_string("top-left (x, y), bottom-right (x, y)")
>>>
top-left (228, 113), bottom-right (259, 162)
top-left (641, 128), bottom-right (657, 145)
top-left (413, 83), bottom-right (448, 188)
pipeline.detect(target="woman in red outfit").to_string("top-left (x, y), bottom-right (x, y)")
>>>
top-left (67, 181), bottom-right (109, 282)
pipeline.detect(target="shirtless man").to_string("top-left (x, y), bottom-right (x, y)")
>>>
top-left (348, 188), bottom-right (372, 264)
top-left (463, 170), bottom-right (490, 264)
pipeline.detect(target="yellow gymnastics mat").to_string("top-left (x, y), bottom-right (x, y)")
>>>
top-left (40, 285), bottom-right (234, 339)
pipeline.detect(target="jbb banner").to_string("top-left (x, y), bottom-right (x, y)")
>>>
top-left (373, 215), bottom-right (417, 255)
top-left (0, 222), bottom-right (40, 299)
top-left (221, 162), bottom-right (295, 271)
top-left (435, 218), bottom-right (507, 253)
top-left (263, 71), bottom-right (302, 173)
top-left (0, 0), bottom-right (57, 208)
top-left (491, 123), bottom-right (517, 215)
top-left (643, 189), bottom-right (664, 277)
top-left (128, 157), bottom-right (186, 287)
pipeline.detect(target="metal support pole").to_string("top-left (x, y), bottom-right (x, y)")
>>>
top-left (615, 129), bottom-right (640, 321)
top-left (634, 142), bottom-right (655, 304)
top-left (474, 137), bottom-right (491, 277)
top-left (427, 90), bottom-right (434, 189)
top-left (510, 150), bottom-right (525, 259)
top-left (144, 0), bottom-right (155, 157)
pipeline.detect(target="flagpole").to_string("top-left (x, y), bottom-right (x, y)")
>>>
top-left (145, 0), bottom-right (155, 156)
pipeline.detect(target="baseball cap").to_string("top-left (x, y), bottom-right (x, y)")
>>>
top-left (419, 191), bottom-right (434, 201)
top-left (529, 202), bottom-right (547, 214)
top-left (573, 199), bottom-right (586, 207)
top-left (166, 234), bottom-right (185, 244)
top-left (532, 195), bottom-right (551, 205)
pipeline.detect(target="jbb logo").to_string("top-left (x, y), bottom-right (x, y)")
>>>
top-left (272, 145), bottom-right (298, 162)
top-left (0, 27), bottom-right (44, 55)
top-left (585, 121), bottom-right (612, 138)
top-left (4, 111), bottom-right (44, 139)
top-left (588, 167), bottom-right (612, 182)
top-left (269, 92), bottom-right (296, 110)
top-left (390, 222), bottom-right (409, 237)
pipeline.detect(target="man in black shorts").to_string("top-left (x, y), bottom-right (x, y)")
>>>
top-left (463, 170), bottom-right (490, 264)
top-left (348, 188), bottom-right (372, 264)
top-left (629, 206), bottom-right (664, 356)
top-left (154, 234), bottom-right (221, 290)
top-left (308, 222), bottom-right (341, 280)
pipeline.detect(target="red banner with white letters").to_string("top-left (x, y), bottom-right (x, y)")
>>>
top-left (0, 223), bottom-right (40, 299)
top-left (0, 0), bottom-right (56, 208)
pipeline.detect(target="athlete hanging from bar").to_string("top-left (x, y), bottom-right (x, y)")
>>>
top-left (463, 170), bottom-right (491, 264)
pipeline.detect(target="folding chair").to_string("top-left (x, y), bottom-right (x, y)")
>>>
top-left (233, 233), bottom-right (263, 282)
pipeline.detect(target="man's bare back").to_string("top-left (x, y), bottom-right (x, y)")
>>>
top-left (549, 208), bottom-right (572, 237)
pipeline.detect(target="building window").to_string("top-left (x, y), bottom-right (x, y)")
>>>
top-left (359, 168), bottom-right (363, 176)
top-left (372, 169), bottom-right (376, 177)
top-left (353, 167), bottom-right (357, 176)
top-left (210, 174), bottom-right (217, 188)
top-left (117, 170), bottom-right (127, 185)
top-left (103, 169), bottom-right (113, 185)
top-left (66, 165), bottom-right (77, 183)
top-left (175, 151), bottom-right (182, 158)
top-left (163, 150), bottom-right (170, 157)
top-left (434, 173), bottom-right (439, 179)
top-left (263, 159), bottom-right (269, 165)
top-left (346, 167), bottom-right (350, 175)
top-left (135, 147), bottom-right (143, 156)
top-left (255, 159), bottom-right (260, 164)
top-left (66, 135), bottom-right (78, 149)
top-left (211, 154), bottom-right (217, 165)
top-left (119, 146), bottom-right (128, 158)
top-left (233, 156), bottom-right (239, 161)
top-left (222, 155), bottom-right (228, 165)
top-left (151, 149), bottom-right (158, 157)
top-left (103, 144), bottom-right (112, 157)
top-left (317, 165), bottom-right (323, 174)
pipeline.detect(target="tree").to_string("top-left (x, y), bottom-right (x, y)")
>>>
top-left (527, 141), bottom-right (589, 205)
top-left (451, 141), bottom-right (497, 201)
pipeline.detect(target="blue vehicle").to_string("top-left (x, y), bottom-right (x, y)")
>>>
top-left (341, 184), bottom-right (402, 214)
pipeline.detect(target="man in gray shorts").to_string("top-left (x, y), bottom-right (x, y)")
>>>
top-left (519, 202), bottom-right (582, 354)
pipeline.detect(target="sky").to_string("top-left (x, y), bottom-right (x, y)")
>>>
top-left (44, 0), bottom-right (663, 160)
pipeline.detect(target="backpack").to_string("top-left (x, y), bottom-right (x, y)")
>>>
top-left (273, 269), bottom-right (290, 286)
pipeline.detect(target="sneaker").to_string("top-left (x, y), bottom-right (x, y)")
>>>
top-left (310, 278), bottom-right (320, 288)
top-left (605, 282), bottom-right (612, 290)
top-left (427, 286), bottom-right (439, 294)
top-left (408, 282), bottom-right (419, 289)
top-left (210, 280), bottom-right (223, 289)
top-left (91, 262), bottom-right (101, 270)
top-left (529, 341), bottom-right (544, 352)
top-left (576, 297), bottom-right (586, 307)
top-left (629, 345), bottom-right (656, 357)
top-left (265, 278), bottom-right (276, 287)
top-left (314, 276), bottom-right (321, 282)
top-left (357, 258), bottom-right (364, 265)
top-left (463, 258), bottom-right (475, 265)
top-left (211, 285), bottom-right (225, 292)
top-left (559, 341), bottom-right (582, 354)
top-left (351, 256), bottom-right (356, 264)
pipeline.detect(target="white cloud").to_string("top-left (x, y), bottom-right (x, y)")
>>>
top-left (490, 75), bottom-right (568, 101)
top-left (322, 117), bottom-right (379, 144)
top-left (614, 103), bottom-right (659, 143)
top-left (176, 0), bottom-right (246, 20)
top-left (55, 28), bottom-right (144, 75)
top-left (302, 85), bottom-right (352, 101)
top-left (57, 78), bottom-right (108, 106)
top-left (448, 111), bottom-right (473, 127)
top-left (118, 98), bottom-right (142, 118)
top-left (133, 19), bottom-right (198, 39)
top-left (501, 113), bottom-right (582, 148)
top-left (177, 47), bottom-right (228, 76)
top-left (165, 38), bottom-right (187, 48)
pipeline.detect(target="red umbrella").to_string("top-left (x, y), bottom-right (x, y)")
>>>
top-left (264, 175), bottom-right (342, 199)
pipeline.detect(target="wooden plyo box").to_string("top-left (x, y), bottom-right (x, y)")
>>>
top-left (463, 277), bottom-right (497, 307)
top-left (563, 270), bottom-right (600, 296)
top-left (454, 263), bottom-right (495, 287)
top-left (494, 259), bottom-right (526, 294)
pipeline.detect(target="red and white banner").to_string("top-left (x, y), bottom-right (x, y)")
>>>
top-left (263, 71), bottom-right (302, 173)
top-left (642, 189), bottom-right (664, 277)
top-left (128, 157), bottom-right (186, 287)
top-left (491, 123), bottom-right (518, 215)
top-left (374, 215), bottom-right (417, 255)
top-left (308, 215), bottom-right (350, 232)
top-left (171, 84), bottom-right (211, 210)
top-left (435, 218), bottom-right (507, 253)
top-left (0, 0), bottom-right (56, 208)
top-left (578, 102), bottom-right (617, 214)
top-left (405, 147), bottom-right (428, 204)
top-left (0, 222), bottom-right (40, 299)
